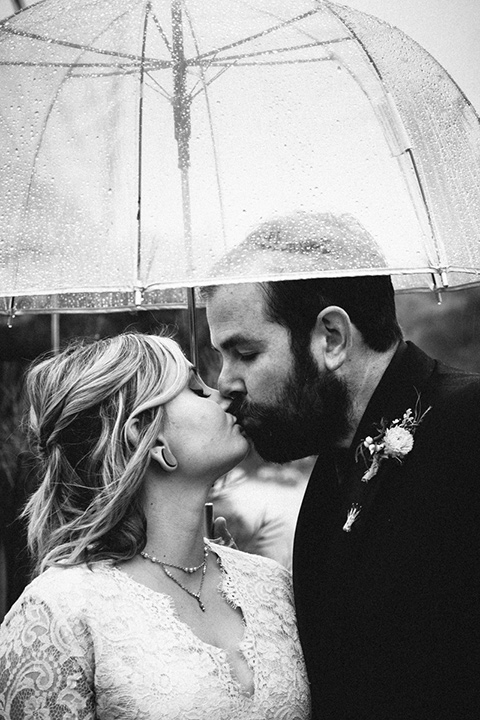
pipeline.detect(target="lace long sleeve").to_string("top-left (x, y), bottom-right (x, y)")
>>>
top-left (0, 593), bottom-right (95, 720)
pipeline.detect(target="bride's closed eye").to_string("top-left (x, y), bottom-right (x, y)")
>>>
top-left (191, 387), bottom-right (211, 398)
top-left (189, 368), bottom-right (212, 398)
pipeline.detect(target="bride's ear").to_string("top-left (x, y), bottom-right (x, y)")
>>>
top-left (150, 443), bottom-right (178, 472)
top-left (126, 420), bottom-right (178, 472)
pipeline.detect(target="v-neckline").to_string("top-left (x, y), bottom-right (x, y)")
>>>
top-left (108, 546), bottom-right (255, 698)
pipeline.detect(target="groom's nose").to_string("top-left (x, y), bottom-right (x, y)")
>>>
top-left (217, 363), bottom-right (247, 400)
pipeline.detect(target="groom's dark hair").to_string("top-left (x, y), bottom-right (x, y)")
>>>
top-left (260, 275), bottom-right (402, 355)
top-left (202, 211), bottom-right (403, 354)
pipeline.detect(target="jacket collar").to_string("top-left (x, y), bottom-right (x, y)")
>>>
top-left (333, 341), bottom-right (436, 532)
top-left (312, 340), bottom-right (436, 475)
top-left (349, 340), bottom-right (436, 459)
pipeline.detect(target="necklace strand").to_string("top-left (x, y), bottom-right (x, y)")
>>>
top-left (140, 545), bottom-right (209, 612)
top-left (141, 549), bottom-right (206, 574)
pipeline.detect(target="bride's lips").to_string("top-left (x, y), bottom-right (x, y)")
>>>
top-left (229, 414), bottom-right (249, 437)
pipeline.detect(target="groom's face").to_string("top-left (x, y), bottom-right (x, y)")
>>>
top-left (206, 283), bottom-right (351, 463)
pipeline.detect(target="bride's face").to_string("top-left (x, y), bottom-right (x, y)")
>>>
top-left (161, 370), bottom-right (250, 479)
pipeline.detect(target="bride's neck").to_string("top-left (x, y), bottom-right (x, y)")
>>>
top-left (142, 475), bottom-right (211, 567)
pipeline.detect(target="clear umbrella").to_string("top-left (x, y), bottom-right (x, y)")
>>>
top-left (1, 0), bottom-right (480, 321)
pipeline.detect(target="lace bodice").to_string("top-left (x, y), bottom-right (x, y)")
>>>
top-left (0, 542), bottom-right (310, 719)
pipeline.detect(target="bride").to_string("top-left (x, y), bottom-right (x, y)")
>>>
top-left (0, 333), bottom-right (310, 720)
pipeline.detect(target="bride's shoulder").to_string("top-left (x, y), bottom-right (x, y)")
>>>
top-left (5, 562), bottom-right (117, 619)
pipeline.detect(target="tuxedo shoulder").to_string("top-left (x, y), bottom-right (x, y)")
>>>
top-left (416, 371), bottom-right (480, 472)
top-left (428, 364), bottom-right (480, 408)
top-left (434, 357), bottom-right (480, 381)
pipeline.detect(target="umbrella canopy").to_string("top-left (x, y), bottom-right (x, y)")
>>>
top-left (1, 0), bottom-right (480, 316)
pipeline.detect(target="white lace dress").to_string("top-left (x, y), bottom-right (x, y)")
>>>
top-left (0, 542), bottom-right (310, 720)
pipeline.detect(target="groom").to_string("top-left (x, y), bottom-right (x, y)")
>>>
top-left (204, 213), bottom-right (480, 719)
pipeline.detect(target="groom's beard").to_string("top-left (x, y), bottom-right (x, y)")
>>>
top-left (227, 349), bottom-right (352, 463)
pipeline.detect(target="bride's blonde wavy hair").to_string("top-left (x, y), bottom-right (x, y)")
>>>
top-left (23, 333), bottom-right (190, 575)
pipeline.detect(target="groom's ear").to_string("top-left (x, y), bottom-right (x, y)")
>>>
top-left (310, 305), bottom-right (352, 372)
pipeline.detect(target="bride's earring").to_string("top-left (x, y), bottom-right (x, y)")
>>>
top-left (151, 446), bottom-right (178, 472)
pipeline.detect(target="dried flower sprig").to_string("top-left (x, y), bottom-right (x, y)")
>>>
top-left (343, 504), bottom-right (362, 532)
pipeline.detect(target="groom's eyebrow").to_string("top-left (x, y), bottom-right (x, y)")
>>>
top-left (213, 333), bottom-right (252, 353)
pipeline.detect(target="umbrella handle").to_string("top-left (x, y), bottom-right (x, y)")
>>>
top-left (205, 502), bottom-right (214, 539)
top-left (187, 287), bottom-right (198, 367)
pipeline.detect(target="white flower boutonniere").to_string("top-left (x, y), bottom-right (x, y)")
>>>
top-left (355, 400), bottom-right (431, 483)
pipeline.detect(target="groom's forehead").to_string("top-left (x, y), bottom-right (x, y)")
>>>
top-left (207, 283), bottom-right (268, 320)
top-left (207, 285), bottom-right (286, 348)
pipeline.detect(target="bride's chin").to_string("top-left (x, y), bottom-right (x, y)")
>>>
top-left (224, 448), bottom-right (249, 474)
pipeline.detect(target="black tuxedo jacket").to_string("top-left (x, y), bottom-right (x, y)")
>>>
top-left (293, 342), bottom-right (480, 719)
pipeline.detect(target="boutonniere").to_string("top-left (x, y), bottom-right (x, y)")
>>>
top-left (343, 397), bottom-right (431, 532)
top-left (355, 400), bottom-right (431, 483)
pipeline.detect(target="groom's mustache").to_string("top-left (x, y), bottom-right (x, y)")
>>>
top-left (226, 395), bottom-right (249, 424)
top-left (226, 395), bottom-right (269, 427)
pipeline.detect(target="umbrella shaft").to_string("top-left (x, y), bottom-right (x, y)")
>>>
top-left (172, 0), bottom-right (191, 167)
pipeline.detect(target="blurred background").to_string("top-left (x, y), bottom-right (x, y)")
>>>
top-left (1, 0), bottom-right (479, 620)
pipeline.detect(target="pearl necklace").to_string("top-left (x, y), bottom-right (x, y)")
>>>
top-left (140, 545), bottom-right (209, 612)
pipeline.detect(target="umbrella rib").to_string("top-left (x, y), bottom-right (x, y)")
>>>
top-left (189, 63), bottom-right (235, 99)
top-left (143, 71), bottom-right (172, 101)
top-left (149, 9), bottom-right (173, 57)
top-left (209, 56), bottom-right (333, 67)
top-left (321, 6), bottom-right (386, 94)
top-left (190, 36), bottom-right (350, 66)
top-left (233, 0), bottom-right (353, 48)
top-left (48, 63), bottom-right (170, 80)
top-left (325, 3), bottom-right (448, 273)
top-left (180, 5), bottom-right (219, 97)
top-left (188, 40), bottom-right (340, 93)
top-left (203, 87), bottom-right (228, 251)
top-left (135, 4), bottom-right (151, 293)
top-left (14, 63), bottom-right (77, 290)
top-left (0, 60), bottom-right (136, 67)
top-left (183, 3), bottom-right (228, 251)
top-left (23, 70), bottom-right (73, 200)
top-left (19, 13), bottom-right (146, 264)
top-left (0, 24), bottom-right (171, 67)
top-left (0, 60), bottom-right (170, 73)
top-left (192, 8), bottom-right (319, 62)
top-left (189, 44), bottom-right (337, 95)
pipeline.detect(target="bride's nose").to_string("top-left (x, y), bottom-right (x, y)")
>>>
top-left (208, 387), bottom-right (224, 406)
top-left (210, 388), bottom-right (231, 411)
